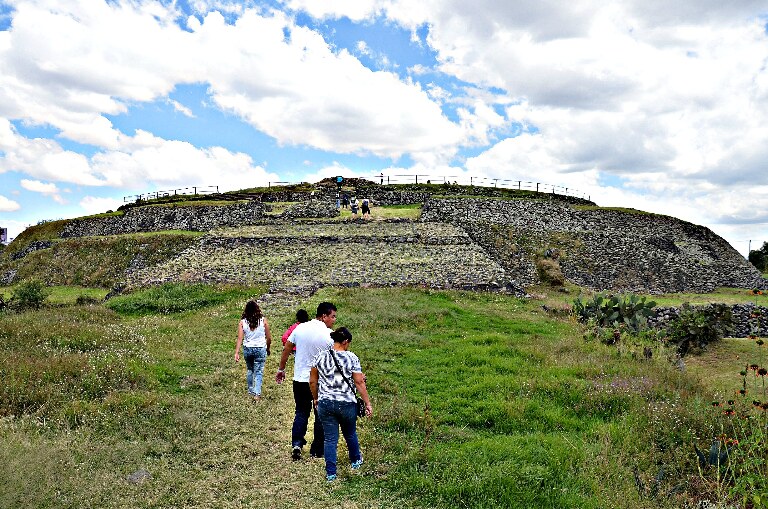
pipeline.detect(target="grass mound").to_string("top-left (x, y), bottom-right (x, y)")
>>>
top-left (106, 283), bottom-right (261, 315)
top-left (3, 232), bottom-right (201, 288)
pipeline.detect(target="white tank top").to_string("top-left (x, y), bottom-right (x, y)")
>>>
top-left (241, 318), bottom-right (266, 348)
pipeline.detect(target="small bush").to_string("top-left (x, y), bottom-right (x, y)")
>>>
top-left (11, 280), bottom-right (50, 310)
top-left (666, 303), bottom-right (733, 356)
top-left (75, 294), bottom-right (102, 305)
top-left (535, 258), bottom-right (565, 286)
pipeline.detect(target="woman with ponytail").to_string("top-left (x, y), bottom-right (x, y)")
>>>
top-left (234, 300), bottom-right (272, 401)
top-left (309, 326), bottom-right (372, 482)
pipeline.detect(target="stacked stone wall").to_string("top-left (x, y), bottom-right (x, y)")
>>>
top-left (421, 198), bottom-right (766, 293)
top-left (61, 202), bottom-right (268, 237)
top-left (649, 303), bottom-right (768, 338)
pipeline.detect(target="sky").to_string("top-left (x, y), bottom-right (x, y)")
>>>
top-left (0, 1), bottom-right (767, 256)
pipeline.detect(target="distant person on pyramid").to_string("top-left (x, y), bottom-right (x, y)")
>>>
top-left (234, 300), bottom-right (272, 402)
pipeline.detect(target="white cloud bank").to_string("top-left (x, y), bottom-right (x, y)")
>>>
top-left (1, 0), bottom-right (767, 254)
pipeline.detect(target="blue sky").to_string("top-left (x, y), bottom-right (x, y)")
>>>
top-left (1, 0), bottom-right (767, 255)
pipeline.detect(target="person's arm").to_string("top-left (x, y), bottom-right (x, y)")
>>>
top-left (234, 320), bottom-right (244, 362)
top-left (309, 367), bottom-right (319, 406)
top-left (275, 339), bottom-right (295, 383)
top-left (264, 317), bottom-right (272, 356)
top-left (353, 372), bottom-right (373, 416)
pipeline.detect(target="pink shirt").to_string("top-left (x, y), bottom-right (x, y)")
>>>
top-left (282, 322), bottom-right (300, 351)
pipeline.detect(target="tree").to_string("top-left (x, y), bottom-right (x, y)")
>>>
top-left (748, 241), bottom-right (768, 272)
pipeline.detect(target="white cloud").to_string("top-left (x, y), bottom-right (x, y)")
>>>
top-left (20, 178), bottom-right (67, 204)
top-left (1, 120), bottom-right (279, 192)
top-left (79, 196), bottom-right (124, 215)
top-left (0, 2), bottom-right (470, 163)
top-left (0, 194), bottom-right (21, 212)
top-left (20, 179), bottom-right (58, 194)
top-left (168, 99), bottom-right (195, 118)
top-left (197, 10), bottom-right (464, 160)
top-left (281, 0), bottom-right (381, 21)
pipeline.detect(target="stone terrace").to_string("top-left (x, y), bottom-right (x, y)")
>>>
top-left (128, 221), bottom-right (519, 294)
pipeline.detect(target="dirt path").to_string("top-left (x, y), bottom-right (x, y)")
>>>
top-left (149, 288), bottom-right (397, 509)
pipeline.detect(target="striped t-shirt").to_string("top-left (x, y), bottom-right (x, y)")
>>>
top-left (311, 348), bottom-right (362, 403)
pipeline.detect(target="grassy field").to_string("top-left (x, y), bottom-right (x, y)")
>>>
top-left (0, 285), bottom-right (765, 508)
top-left (259, 202), bottom-right (422, 220)
top-left (558, 286), bottom-right (768, 308)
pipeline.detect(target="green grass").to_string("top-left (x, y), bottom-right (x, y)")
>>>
top-left (2, 233), bottom-right (201, 288)
top-left (263, 201), bottom-right (300, 215)
top-left (0, 285), bottom-right (108, 305)
top-left (0, 286), bottom-right (762, 508)
top-left (1, 220), bottom-right (67, 259)
top-left (105, 283), bottom-right (264, 315)
top-left (336, 203), bottom-right (422, 220)
top-left (641, 287), bottom-right (768, 307)
top-left (572, 205), bottom-right (658, 215)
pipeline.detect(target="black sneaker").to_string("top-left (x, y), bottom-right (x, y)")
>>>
top-left (291, 446), bottom-right (302, 461)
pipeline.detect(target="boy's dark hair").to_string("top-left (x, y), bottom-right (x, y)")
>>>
top-left (296, 309), bottom-right (310, 323)
top-left (316, 302), bottom-right (337, 318)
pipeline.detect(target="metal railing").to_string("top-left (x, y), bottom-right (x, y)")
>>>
top-left (124, 185), bottom-right (219, 203)
top-left (365, 174), bottom-right (590, 201)
top-left (126, 176), bottom-right (590, 203)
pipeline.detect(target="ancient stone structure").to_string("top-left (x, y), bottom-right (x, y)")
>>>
top-left (5, 192), bottom-right (764, 296)
top-left (421, 197), bottom-right (766, 293)
top-left (61, 201), bottom-right (269, 237)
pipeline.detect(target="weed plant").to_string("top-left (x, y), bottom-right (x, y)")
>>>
top-left (696, 308), bottom-right (768, 507)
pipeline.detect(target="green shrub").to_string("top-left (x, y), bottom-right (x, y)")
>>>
top-left (75, 294), bottom-right (102, 305)
top-left (11, 280), bottom-right (50, 310)
top-left (667, 303), bottom-right (733, 356)
top-left (535, 258), bottom-right (565, 286)
top-left (749, 250), bottom-right (767, 272)
top-left (572, 293), bottom-right (656, 331)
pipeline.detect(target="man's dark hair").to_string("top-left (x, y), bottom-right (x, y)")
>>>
top-left (316, 302), bottom-right (337, 318)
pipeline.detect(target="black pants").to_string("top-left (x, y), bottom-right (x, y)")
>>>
top-left (291, 381), bottom-right (324, 456)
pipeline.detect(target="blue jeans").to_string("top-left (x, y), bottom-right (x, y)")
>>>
top-left (243, 346), bottom-right (266, 396)
top-left (317, 399), bottom-right (361, 476)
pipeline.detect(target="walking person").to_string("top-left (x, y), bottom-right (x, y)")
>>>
top-left (310, 327), bottom-right (372, 482)
top-left (361, 197), bottom-right (371, 220)
top-left (234, 300), bottom-right (272, 402)
top-left (350, 196), bottom-right (359, 218)
top-left (281, 308), bottom-right (310, 354)
top-left (276, 302), bottom-right (337, 460)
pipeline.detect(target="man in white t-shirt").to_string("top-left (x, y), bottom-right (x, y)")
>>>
top-left (276, 301), bottom-right (336, 460)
